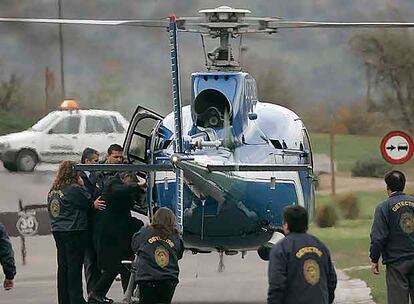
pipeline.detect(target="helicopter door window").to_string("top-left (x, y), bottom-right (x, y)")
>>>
top-left (128, 116), bottom-right (159, 163)
top-left (110, 115), bottom-right (125, 133)
top-left (129, 136), bottom-right (147, 162)
top-left (134, 117), bottom-right (156, 137)
top-left (49, 116), bottom-right (80, 134)
top-left (85, 116), bottom-right (114, 133)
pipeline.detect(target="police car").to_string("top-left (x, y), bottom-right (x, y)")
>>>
top-left (0, 100), bottom-right (129, 172)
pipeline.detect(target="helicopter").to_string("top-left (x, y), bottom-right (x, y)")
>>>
top-left (3, 5), bottom-right (414, 260)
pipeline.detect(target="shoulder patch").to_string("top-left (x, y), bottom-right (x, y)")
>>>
top-left (303, 259), bottom-right (320, 286)
top-left (400, 212), bottom-right (414, 234)
top-left (154, 246), bottom-right (169, 268)
top-left (50, 199), bottom-right (60, 218)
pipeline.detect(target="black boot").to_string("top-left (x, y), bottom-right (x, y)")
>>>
top-left (88, 293), bottom-right (114, 304)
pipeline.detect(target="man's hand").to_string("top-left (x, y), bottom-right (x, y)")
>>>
top-left (4, 279), bottom-right (13, 290)
top-left (371, 262), bottom-right (380, 275)
top-left (137, 179), bottom-right (147, 188)
top-left (93, 196), bottom-right (106, 210)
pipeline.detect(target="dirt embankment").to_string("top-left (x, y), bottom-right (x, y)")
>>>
top-left (317, 172), bottom-right (414, 195)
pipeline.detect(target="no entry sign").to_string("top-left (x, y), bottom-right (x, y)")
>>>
top-left (380, 131), bottom-right (414, 164)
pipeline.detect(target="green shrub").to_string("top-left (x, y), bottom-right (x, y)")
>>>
top-left (315, 204), bottom-right (338, 228)
top-left (351, 157), bottom-right (391, 178)
top-left (0, 111), bottom-right (36, 135)
top-left (336, 193), bottom-right (360, 219)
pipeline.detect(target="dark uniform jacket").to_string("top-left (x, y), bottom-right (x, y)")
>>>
top-left (0, 223), bottom-right (16, 280)
top-left (370, 191), bottom-right (414, 264)
top-left (93, 175), bottom-right (145, 271)
top-left (131, 226), bottom-right (184, 282)
top-left (47, 184), bottom-right (91, 232)
top-left (268, 232), bottom-right (337, 304)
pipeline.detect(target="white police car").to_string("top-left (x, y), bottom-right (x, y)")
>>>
top-left (0, 100), bottom-right (129, 172)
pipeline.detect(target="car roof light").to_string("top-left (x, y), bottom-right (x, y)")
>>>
top-left (60, 99), bottom-right (79, 110)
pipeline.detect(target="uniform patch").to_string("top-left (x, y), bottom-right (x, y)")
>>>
top-left (50, 199), bottom-right (60, 218)
top-left (400, 212), bottom-right (414, 234)
top-left (296, 246), bottom-right (323, 258)
top-left (303, 259), bottom-right (320, 286)
top-left (154, 246), bottom-right (169, 268)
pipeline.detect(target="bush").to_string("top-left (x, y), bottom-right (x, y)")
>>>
top-left (351, 157), bottom-right (391, 178)
top-left (336, 193), bottom-right (360, 219)
top-left (315, 204), bottom-right (338, 228)
top-left (0, 111), bottom-right (36, 135)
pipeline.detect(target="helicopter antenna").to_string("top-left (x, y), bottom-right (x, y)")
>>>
top-left (200, 34), bottom-right (208, 67)
top-left (238, 34), bottom-right (244, 68)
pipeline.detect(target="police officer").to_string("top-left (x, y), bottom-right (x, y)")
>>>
top-left (267, 205), bottom-right (337, 304)
top-left (132, 207), bottom-right (184, 304)
top-left (100, 144), bottom-right (124, 180)
top-left (370, 170), bottom-right (414, 304)
top-left (48, 160), bottom-right (91, 304)
top-left (0, 222), bottom-right (16, 291)
top-left (79, 148), bottom-right (105, 297)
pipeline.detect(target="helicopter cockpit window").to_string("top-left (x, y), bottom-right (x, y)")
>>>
top-left (194, 89), bottom-right (231, 128)
top-left (302, 130), bottom-right (311, 151)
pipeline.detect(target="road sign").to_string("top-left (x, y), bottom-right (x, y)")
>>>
top-left (16, 211), bottom-right (39, 236)
top-left (380, 131), bottom-right (414, 164)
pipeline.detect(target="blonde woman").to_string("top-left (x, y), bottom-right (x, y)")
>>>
top-left (132, 207), bottom-right (184, 304)
top-left (48, 160), bottom-right (90, 304)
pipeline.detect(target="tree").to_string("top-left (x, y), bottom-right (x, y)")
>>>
top-left (350, 29), bottom-right (414, 134)
top-left (0, 73), bottom-right (23, 112)
top-left (88, 72), bottom-right (126, 111)
top-left (244, 58), bottom-right (295, 108)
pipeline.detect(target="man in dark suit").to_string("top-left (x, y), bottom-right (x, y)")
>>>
top-left (79, 147), bottom-right (105, 299)
top-left (89, 171), bottom-right (145, 304)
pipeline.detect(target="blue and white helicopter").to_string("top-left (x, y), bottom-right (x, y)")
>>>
top-left (121, 8), bottom-right (315, 257)
top-left (3, 5), bottom-right (414, 259)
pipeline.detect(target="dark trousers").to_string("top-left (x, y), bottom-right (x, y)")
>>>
top-left (53, 231), bottom-right (87, 304)
top-left (84, 242), bottom-right (101, 295)
top-left (138, 280), bottom-right (178, 304)
top-left (92, 266), bottom-right (130, 298)
top-left (386, 259), bottom-right (414, 304)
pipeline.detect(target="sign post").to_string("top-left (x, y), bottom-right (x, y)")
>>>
top-left (380, 131), bottom-right (414, 164)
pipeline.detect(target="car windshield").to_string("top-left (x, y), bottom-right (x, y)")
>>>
top-left (31, 111), bottom-right (61, 132)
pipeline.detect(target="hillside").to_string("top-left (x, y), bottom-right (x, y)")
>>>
top-left (0, 1), bottom-right (413, 115)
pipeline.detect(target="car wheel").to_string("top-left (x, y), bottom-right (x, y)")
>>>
top-left (16, 149), bottom-right (38, 172)
top-left (2, 161), bottom-right (17, 172)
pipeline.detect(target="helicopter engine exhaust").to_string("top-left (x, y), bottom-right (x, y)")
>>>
top-left (194, 89), bottom-right (231, 129)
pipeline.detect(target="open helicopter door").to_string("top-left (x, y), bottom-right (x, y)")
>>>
top-left (123, 106), bottom-right (164, 220)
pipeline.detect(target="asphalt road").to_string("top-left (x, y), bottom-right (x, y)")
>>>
top-left (0, 164), bottom-right (374, 303)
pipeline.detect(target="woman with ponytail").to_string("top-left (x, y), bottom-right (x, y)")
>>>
top-left (47, 160), bottom-right (91, 304)
top-left (131, 207), bottom-right (184, 304)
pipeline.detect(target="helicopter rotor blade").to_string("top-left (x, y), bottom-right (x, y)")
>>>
top-left (267, 21), bottom-right (414, 29)
top-left (0, 17), bottom-right (168, 27)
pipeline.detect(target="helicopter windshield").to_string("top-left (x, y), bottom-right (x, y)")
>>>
top-left (31, 111), bottom-right (61, 132)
